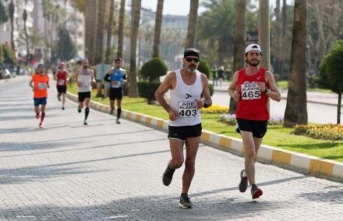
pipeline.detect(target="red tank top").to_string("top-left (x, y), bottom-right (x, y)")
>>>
top-left (56, 70), bottom-right (68, 86)
top-left (236, 67), bottom-right (269, 121)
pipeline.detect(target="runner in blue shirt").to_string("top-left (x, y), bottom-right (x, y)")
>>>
top-left (104, 58), bottom-right (127, 124)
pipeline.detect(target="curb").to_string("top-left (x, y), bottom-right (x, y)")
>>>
top-left (67, 92), bottom-right (343, 183)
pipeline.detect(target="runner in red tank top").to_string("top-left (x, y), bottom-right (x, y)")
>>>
top-left (228, 44), bottom-right (281, 199)
top-left (54, 62), bottom-right (69, 110)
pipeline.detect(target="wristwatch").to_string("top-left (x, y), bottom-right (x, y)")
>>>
top-left (264, 87), bottom-right (269, 93)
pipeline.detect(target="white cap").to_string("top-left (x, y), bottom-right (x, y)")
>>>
top-left (245, 44), bottom-right (262, 54)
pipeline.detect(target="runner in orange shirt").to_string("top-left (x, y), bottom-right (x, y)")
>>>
top-left (29, 64), bottom-right (50, 128)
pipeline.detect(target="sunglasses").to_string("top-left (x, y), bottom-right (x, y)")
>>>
top-left (185, 57), bottom-right (199, 62)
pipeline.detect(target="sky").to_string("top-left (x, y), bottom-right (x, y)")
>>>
top-left (141, 0), bottom-right (294, 16)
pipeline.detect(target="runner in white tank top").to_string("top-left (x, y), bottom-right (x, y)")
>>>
top-left (73, 59), bottom-right (95, 125)
top-left (155, 48), bottom-right (212, 209)
top-left (169, 69), bottom-right (202, 127)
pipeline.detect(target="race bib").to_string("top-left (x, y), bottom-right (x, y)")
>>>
top-left (38, 83), bottom-right (46, 90)
top-left (178, 101), bottom-right (197, 118)
top-left (112, 81), bottom-right (121, 88)
top-left (241, 81), bottom-right (261, 100)
top-left (57, 79), bottom-right (65, 85)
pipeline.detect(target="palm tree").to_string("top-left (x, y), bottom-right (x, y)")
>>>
top-left (17, 27), bottom-right (45, 49)
top-left (128, 0), bottom-right (141, 97)
top-left (8, 0), bottom-right (15, 50)
top-left (283, 0), bottom-right (308, 127)
top-left (152, 0), bottom-right (164, 58)
top-left (197, 0), bottom-right (236, 65)
top-left (229, 0), bottom-right (246, 114)
top-left (94, 0), bottom-right (109, 64)
top-left (105, 0), bottom-right (115, 64)
top-left (185, 0), bottom-right (199, 48)
top-left (117, 0), bottom-right (126, 59)
top-left (84, 0), bottom-right (97, 63)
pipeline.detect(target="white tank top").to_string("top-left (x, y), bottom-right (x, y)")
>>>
top-left (169, 69), bottom-right (203, 126)
top-left (77, 69), bottom-right (92, 93)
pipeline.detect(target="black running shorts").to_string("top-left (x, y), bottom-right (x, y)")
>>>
top-left (109, 87), bottom-right (123, 100)
top-left (78, 92), bottom-right (91, 102)
top-left (168, 123), bottom-right (202, 141)
top-left (236, 118), bottom-right (267, 138)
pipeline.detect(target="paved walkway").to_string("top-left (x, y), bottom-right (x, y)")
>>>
top-left (0, 76), bottom-right (342, 221)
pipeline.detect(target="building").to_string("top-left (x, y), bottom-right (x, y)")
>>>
top-left (0, 0), bottom-right (85, 65)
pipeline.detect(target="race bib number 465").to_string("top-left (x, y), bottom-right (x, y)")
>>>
top-left (241, 81), bottom-right (261, 100)
top-left (178, 101), bottom-right (197, 118)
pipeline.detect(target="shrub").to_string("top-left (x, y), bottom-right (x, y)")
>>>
top-left (218, 115), bottom-right (284, 126)
top-left (137, 81), bottom-right (160, 104)
top-left (201, 104), bottom-right (228, 114)
top-left (292, 124), bottom-right (343, 140)
top-left (219, 114), bottom-right (237, 125)
top-left (140, 58), bottom-right (168, 82)
top-left (198, 59), bottom-right (211, 79)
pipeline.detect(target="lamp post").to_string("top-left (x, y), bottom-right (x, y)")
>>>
top-left (23, 8), bottom-right (30, 66)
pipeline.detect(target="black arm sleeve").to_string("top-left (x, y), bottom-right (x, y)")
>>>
top-left (104, 73), bottom-right (111, 82)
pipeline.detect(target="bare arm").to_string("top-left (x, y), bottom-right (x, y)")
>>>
top-left (155, 72), bottom-right (178, 121)
top-left (265, 71), bottom-right (281, 102)
top-left (90, 70), bottom-right (96, 83)
top-left (228, 71), bottom-right (240, 102)
top-left (198, 73), bottom-right (212, 108)
top-left (29, 79), bottom-right (34, 90)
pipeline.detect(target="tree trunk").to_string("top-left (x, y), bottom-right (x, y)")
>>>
top-left (152, 0), bottom-right (164, 58)
top-left (128, 0), bottom-right (141, 97)
top-left (85, 0), bottom-right (97, 63)
top-left (283, 0), bottom-right (308, 127)
top-left (9, 0), bottom-right (15, 50)
top-left (337, 92), bottom-right (342, 124)
top-left (229, 0), bottom-right (246, 114)
top-left (117, 0), bottom-right (126, 59)
top-left (105, 0), bottom-right (115, 64)
top-left (259, 0), bottom-right (270, 70)
top-left (280, 0), bottom-right (287, 79)
top-left (185, 0), bottom-right (199, 48)
top-left (94, 0), bottom-right (109, 64)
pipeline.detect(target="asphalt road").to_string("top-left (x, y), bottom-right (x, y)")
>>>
top-left (0, 76), bottom-right (342, 221)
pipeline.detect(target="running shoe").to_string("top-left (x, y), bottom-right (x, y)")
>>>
top-left (62, 107), bottom-right (65, 110)
top-left (238, 169), bottom-right (248, 193)
top-left (162, 165), bottom-right (175, 186)
top-left (39, 123), bottom-right (43, 128)
top-left (78, 108), bottom-right (81, 113)
top-left (83, 120), bottom-right (88, 125)
top-left (251, 186), bottom-right (263, 199)
top-left (179, 194), bottom-right (193, 209)
top-left (35, 113), bottom-right (39, 119)
top-left (116, 119), bottom-right (121, 124)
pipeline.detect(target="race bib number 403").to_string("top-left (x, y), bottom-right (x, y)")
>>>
top-left (178, 101), bottom-right (197, 118)
top-left (241, 81), bottom-right (261, 100)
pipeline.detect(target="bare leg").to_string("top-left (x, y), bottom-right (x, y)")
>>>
top-left (240, 131), bottom-right (262, 185)
top-left (181, 136), bottom-right (200, 194)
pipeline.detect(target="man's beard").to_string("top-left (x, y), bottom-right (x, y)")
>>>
top-left (246, 59), bottom-right (260, 67)
top-left (82, 65), bottom-right (88, 69)
top-left (186, 65), bottom-right (197, 73)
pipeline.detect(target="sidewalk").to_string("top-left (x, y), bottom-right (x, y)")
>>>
top-left (213, 81), bottom-right (341, 107)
